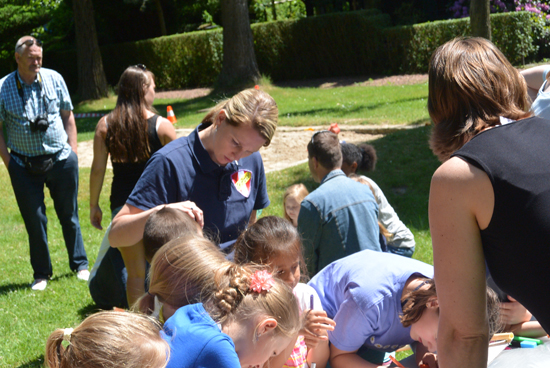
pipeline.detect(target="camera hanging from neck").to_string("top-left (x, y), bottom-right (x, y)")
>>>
top-left (16, 72), bottom-right (49, 133)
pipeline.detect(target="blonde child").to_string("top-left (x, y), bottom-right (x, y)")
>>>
top-left (136, 236), bottom-right (225, 322)
top-left (162, 263), bottom-right (302, 368)
top-left (283, 184), bottom-right (309, 227)
top-left (137, 235), bottom-right (303, 368)
top-left (234, 216), bottom-right (336, 368)
top-left (45, 310), bottom-right (168, 368)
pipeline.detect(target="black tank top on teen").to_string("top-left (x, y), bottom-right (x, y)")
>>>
top-left (109, 115), bottom-right (163, 211)
top-left (452, 116), bottom-right (550, 333)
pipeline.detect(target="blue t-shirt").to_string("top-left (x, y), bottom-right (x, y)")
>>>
top-left (308, 250), bottom-right (434, 352)
top-left (127, 124), bottom-right (270, 244)
top-left (162, 303), bottom-right (240, 368)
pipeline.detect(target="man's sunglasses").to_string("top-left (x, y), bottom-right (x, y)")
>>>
top-left (16, 39), bottom-right (43, 50)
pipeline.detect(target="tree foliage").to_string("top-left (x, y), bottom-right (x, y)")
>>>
top-left (0, 0), bottom-right (52, 73)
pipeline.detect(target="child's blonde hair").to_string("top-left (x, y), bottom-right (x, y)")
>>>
top-left (283, 184), bottom-right (309, 223)
top-left (45, 310), bottom-right (168, 368)
top-left (136, 236), bottom-right (226, 315)
top-left (207, 262), bottom-right (302, 339)
top-left (234, 216), bottom-right (308, 281)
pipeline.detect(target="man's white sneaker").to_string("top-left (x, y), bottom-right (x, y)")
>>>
top-left (31, 279), bottom-right (48, 291)
top-left (77, 269), bottom-right (90, 281)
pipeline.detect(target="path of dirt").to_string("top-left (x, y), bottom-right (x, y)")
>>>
top-left (77, 74), bottom-right (427, 172)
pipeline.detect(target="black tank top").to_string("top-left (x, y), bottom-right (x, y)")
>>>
top-left (452, 116), bottom-right (550, 332)
top-left (110, 115), bottom-right (164, 210)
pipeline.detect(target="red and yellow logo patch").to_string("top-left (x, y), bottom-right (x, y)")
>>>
top-left (231, 170), bottom-right (252, 198)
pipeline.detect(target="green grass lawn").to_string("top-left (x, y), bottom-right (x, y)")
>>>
top-left (73, 82), bottom-right (430, 141)
top-left (1, 82), bottom-right (438, 366)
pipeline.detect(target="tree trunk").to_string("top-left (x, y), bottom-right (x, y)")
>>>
top-left (271, 0), bottom-right (277, 20)
top-left (304, 0), bottom-right (314, 16)
top-left (470, 0), bottom-right (491, 40)
top-left (154, 0), bottom-right (167, 36)
top-left (72, 0), bottom-right (108, 100)
top-left (217, 0), bottom-right (260, 89)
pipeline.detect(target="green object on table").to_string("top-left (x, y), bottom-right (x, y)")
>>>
top-left (512, 336), bottom-right (543, 345)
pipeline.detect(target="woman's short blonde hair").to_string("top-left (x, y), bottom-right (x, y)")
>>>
top-left (202, 88), bottom-right (278, 146)
top-left (45, 311), bottom-right (168, 368)
top-left (428, 37), bottom-right (531, 161)
top-left (283, 184), bottom-right (309, 223)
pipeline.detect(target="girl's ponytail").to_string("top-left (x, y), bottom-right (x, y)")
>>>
top-left (45, 329), bottom-right (65, 368)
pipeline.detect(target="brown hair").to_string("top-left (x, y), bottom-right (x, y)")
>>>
top-left (105, 66), bottom-right (157, 163)
top-left (428, 37), bottom-right (531, 162)
top-left (400, 278), bottom-right (502, 337)
top-left (341, 143), bottom-right (377, 172)
top-left (234, 216), bottom-right (308, 281)
top-left (201, 88), bottom-right (278, 146)
top-left (207, 263), bottom-right (302, 339)
top-left (45, 311), bottom-right (168, 368)
top-left (136, 236), bottom-right (225, 315)
top-left (348, 174), bottom-right (393, 242)
top-left (143, 207), bottom-right (203, 262)
top-left (307, 131), bottom-right (342, 170)
top-left (283, 184), bottom-right (309, 223)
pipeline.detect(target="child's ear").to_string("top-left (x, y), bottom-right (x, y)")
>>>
top-left (257, 318), bottom-right (278, 337)
top-left (426, 297), bottom-right (439, 309)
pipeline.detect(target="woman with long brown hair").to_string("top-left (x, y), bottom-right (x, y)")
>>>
top-left (428, 37), bottom-right (550, 368)
top-left (88, 65), bottom-right (176, 310)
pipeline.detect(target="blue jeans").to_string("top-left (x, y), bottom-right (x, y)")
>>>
top-left (89, 207), bottom-right (129, 309)
top-left (8, 150), bottom-right (88, 280)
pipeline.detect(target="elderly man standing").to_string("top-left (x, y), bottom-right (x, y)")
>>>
top-left (0, 36), bottom-right (88, 290)
top-left (298, 131), bottom-right (381, 276)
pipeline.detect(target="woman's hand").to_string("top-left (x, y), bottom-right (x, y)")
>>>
top-left (419, 352), bottom-right (438, 368)
top-left (90, 204), bottom-right (103, 230)
top-left (164, 201), bottom-right (205, 228)
top-left (500, 296), bottom-right (532, 325)
top-left (302, 310), bottom-right (336, 349)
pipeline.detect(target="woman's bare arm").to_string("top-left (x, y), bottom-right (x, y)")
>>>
top-left (90, 117), bottom-right (109, 230)
top-left (429, 157), bottom-right (494, 368)
top-left (109, 202), bottom-right (204, 248)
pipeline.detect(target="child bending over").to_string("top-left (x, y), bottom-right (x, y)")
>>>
top-left (235, 216), bottom-right (336, 368)
top-left (45, 310), bottom-right (168, 368)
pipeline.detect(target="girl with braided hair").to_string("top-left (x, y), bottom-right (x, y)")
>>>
top-left (162, 261), bottom-right (302, 368)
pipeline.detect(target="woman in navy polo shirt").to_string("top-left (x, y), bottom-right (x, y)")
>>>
top-left (109, 88), bottom-right (278, 305)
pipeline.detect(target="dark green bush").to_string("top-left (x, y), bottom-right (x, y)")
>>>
top-left (44, 11), bottom-right (536, 93)
top-left (253, 11), bottom-right (391, 81)
top-left (382, 12), bottom-right (537, 74)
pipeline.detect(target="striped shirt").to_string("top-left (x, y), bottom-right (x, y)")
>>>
top-left (0, 67), bottom-right (72, 166)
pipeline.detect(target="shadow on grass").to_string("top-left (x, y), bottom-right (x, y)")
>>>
top-left (17, 355), bottom-right (44, 368)
top-left (349, 125), bottom-right (440, 231)
top-left (77, 302), bottom-right (105, 320)
top-left (0, 282), bottom-right (32, 295)
top-left (285, 96), bottom-right (427, 119)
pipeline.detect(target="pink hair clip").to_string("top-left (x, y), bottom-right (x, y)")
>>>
top-left (249, 270), bottom-right (275, 293)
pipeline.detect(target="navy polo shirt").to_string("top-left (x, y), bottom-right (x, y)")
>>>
top-left (127, 124), bottom-right (270, 244)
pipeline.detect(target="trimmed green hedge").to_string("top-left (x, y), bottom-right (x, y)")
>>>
top-left (383, 12), bottom-right (537, 74)
top-left (44, 11), bottom-right (536, 93)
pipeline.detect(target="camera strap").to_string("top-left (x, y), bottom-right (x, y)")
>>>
top-left (15, 71), bottom-right (46, 118)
